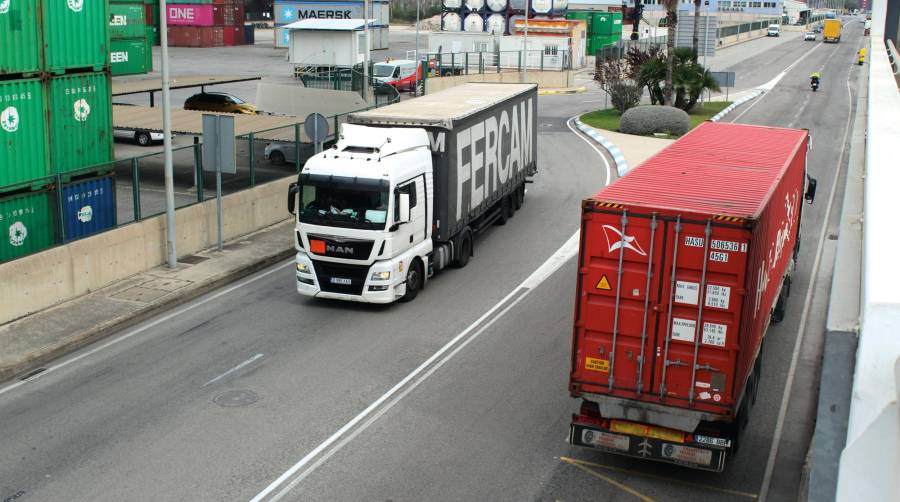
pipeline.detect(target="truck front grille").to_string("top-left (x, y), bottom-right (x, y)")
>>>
top-left (312, 260), bottom-right (368, 296)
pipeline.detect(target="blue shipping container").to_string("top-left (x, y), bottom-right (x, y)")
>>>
top-left (61, 175), bottom-right (116, 241)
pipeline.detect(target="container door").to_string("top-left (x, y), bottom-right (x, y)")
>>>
top-left (649, 218), bottom-right (749, 409)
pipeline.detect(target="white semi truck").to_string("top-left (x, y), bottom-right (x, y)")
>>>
top-left (287, 83), bottom-right (538, 303)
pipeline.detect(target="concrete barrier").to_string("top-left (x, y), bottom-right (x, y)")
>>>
top-left (425, 70), bottom-right (575, 94)
top-left (0, 177), bottom-right (293, 326)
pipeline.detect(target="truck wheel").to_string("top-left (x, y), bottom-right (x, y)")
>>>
top-left (514, 183), bottom-right (525, 210)
top-left (400, 259), bottom-right (423, 302)
top-left (452, 230), bottom-right (472, 268)
top-left (496, 196), bottom-right (510, 225)
top-left (771, 276), bottom-right (791, 324)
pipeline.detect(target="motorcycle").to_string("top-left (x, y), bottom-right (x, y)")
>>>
top-left (811, 78), bottom-right (819, 92)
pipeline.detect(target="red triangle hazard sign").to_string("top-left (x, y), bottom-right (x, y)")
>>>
top-left (596, 275), bottom-right (611, 291)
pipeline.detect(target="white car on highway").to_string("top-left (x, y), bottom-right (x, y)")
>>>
top-left (804, 31), bottom-right (817, 41)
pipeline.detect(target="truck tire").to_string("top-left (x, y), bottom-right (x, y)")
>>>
top-left (400, 259), bottom-right (424, 302)
top-left (771, 276), bottom-right (791, 324)
top-left (496, 196), bottom-right (510, 225)
top-left (514, 183), bottom-right (525, 210)
top-left (452, 230), bottom-right (472, 268)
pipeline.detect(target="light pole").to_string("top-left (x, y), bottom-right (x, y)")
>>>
top-left (159, 0), bottom-right (177, 268)
top-left (363, 0), bottom-right (370, 103)
top-left (414, 0), bottom-right (420, 95)
top-left (523, 5), bottom-right (529, 81)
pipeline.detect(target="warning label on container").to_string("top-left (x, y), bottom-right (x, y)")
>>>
top-left (675, 281), bottom-right (700, 305)
top-left (596, 275), bottom-right (611, 291)
top-left (705, 284), bottom-right (731, 309)
top-left (703, 322), bottom-right (728, 347)
top-left (585, 357), bottom-right (609, 373)
top-left (671, 318), bottom-right (696, 342)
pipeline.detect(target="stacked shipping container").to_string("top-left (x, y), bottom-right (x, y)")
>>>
top-left (0, 1), bottom-right (116, 260)
top-left (166, 1), bottom-right (247, 47)
top-left (109, 0), bottom-right (154, 76)
top-left (274, 0), bottom-right (390, 49)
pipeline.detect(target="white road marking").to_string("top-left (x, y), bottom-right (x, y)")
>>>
top-left (757, 46), bottom-right (857, 502)
top-left (252, 232), bottom-right (582, 502)
top-left (567, 116), bottom-right (612, 187)
top-left (204, 353), bottom-right (265, 387)
top-left (251, 120), bottom-right (613, 502)
top-left (0, 262), bottom-right (293, 397)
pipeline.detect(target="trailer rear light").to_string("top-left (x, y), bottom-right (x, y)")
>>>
top-left (571, 413), bottom-right (606, 428)
top-left (610, 420), bottom-right (685, 444)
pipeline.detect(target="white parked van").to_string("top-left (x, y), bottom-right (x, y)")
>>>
top-left (767, 24), bottom-right (781, 36)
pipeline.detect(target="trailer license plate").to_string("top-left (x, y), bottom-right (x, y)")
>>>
top-left (581, 430), bottom-right (629, 452)
top-left (660, 444), bottom-right (713, 466)
top-left (330, 277), bottom-right (352, 285)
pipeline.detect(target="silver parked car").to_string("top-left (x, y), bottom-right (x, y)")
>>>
top-left (264, 141), bottom-right (317, 166)
top-left (113, 127), bottom-right (166, 146)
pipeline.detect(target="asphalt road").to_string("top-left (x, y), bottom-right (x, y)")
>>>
top-left (0, 22), bottom-right (864, 502)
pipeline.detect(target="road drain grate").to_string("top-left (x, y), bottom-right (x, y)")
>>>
top-left (180, 254), bottom-right (210, 265)
top-left (18, 367), bottom-right (47, 381)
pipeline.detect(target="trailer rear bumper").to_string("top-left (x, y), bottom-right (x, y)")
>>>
top-left (569, 419), bottom-right (728, 472)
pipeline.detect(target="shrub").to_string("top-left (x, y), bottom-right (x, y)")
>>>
top-left (608, 82), bottom-right (643, 114)
top-left (620, 105), bottom-right (690, 136)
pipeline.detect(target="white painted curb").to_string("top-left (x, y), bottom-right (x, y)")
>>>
top-left (574, 119), bottom-right (629, 177)
top-left (709, 88), bottom-right (765, 122)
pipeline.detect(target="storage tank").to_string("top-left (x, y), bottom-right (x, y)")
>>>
top-left (509, 0), bottom-right (528, 11)
top-left (487, 0), bottom-right (509, 12)
top-left (509, 14), bottom-right (527, 31)
top-left (531, 0), bottom-right (552, 14)
top-left (443, 0), bottom-right (463, 9)
top-left (442, 12), bottom-right (463, 31)
top-left (464, 13), bottom-right (486, 31)
top-left (486, 13), bottom-right (508, 34)
top-left (553, 0), bottom-right (569, 14)
top-left (465, 0), bottom-right (486, 11)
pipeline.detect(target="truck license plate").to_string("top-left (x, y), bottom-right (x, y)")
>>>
top-left (581, 430), bottom-right (630, 452)
top-left (660, 444), bottom-right (713, 466)
top-left (330, 277), bottom-right (352, 285)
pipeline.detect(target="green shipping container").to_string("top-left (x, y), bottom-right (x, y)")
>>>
top-left (0, 1), bottom-right (41, 76)
top-left (42, 0), bottom-right (109, 73)
top-left (47, 73), bottom-right (113, 176)
top-left (111, 38), bottom-right (152, 76)
top-left (0, 79), bottom-right (50, 191)
top-left (109, 2), bottom-right (146, 39)
top-left (146, 24), bottom-right (160, 46)
top-left (0, 190), bottom-right (56, 262)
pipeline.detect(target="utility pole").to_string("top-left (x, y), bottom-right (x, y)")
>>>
top-left (363, 0), bottom-right (370, 103)
top-left (159, 0), bottom-right (177, 268)
top-left (523, 7), bottom-right (529, 82)
top-left (414, 0), bottom-right (420, 95)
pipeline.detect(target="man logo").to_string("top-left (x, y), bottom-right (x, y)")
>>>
top-left (67, 0), bottom-right (84, 12)
top-left (1, 107), bottom-right (19, 133)
top-left (73, 99), bottom-right (91, 122)
top-left (9, 221), bottom-right (27, 247)
top-left (0, 0), bottom-right (10, 15)
top-left (601, 224), bottom-right (647, 256)
top-left (77, 206), bottom-right (93, 223)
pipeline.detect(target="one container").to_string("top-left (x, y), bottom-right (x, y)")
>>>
top-left (109, 2), bottom-right (147, 39)
top-left (487, 0), bottom-right (509, 12)
top-left (61, 175), bottom-right (116, 241)
top-left (165, 3), bottom-right (227, 27)
top-left (465, 0), bottom-right (486, 11)
top-left (464, 12), bottom-right (485, 31)
top-left (0, 190), bottom-right (56, 262)
top-left (47, 72), bottom-right (114, 176)
top-left (275, 26), bottom-right (290, 48)
top-left (41, 0), bottom-right (109, 73)
top-left (486, 13), bottom-right (508, 34)
top-left (167, 26), bottom-right (225, 47)
top-left (442, 12), bottom-right (462, 31)
top-left (0, 79), bottom-right (50, 191)
top-left (0, 0), bottom-right (41, 76)
top-left (569, 122), bottom-right (811, 470)
top-left (244, 23), bottom-right (256, 44)
top-left (110, 38), bottom-right (153, 76)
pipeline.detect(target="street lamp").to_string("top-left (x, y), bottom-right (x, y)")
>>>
top-left (159, 0), bottom-right (177, 268)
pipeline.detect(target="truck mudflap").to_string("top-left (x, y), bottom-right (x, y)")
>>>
top-left (569, 416), bottom-right (728, 472)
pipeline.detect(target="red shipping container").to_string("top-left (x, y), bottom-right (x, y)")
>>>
top-left (167, 26), bottom-right (225, 47)
top-left (569, 122), bottom-right (813, 470)
top-left (223, 25), bottom-right (244, 45)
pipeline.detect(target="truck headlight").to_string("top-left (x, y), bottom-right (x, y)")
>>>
top-left (297, 263), bottom-right (311, 274)
top-left (370, 271), bottom-right (391, 281)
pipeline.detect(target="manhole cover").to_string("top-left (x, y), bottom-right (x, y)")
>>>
top-left (214, 390), bottom-right (259, 407)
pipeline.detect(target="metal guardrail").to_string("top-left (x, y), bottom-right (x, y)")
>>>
top-left (425, 49), bottom-right (572, 75)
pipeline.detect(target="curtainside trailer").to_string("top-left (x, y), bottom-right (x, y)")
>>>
top-left (569, 122), bottom-right (818, 471)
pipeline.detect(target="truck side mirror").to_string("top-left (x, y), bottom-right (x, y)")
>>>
top-left (288, 182), bottom-right (299, 215)
top-left (805, 177), bottom-right (817, 204)
top-left (398, 193), bottom-right (411, 224)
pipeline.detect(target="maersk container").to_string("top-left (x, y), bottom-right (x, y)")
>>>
top-left (0, 1), bottom-right (41, 76)
top-left (569, 122), bottom-right (816, 471)
top-left (0, 190), bottom-right (56, 262)
top-left (0, 79), bottom-right (50, 191)
top-left (47, 72), bottom-right (113, 176)
top-left (347, 83), bottom-right (538, 243)
top-left (109, 2), bottom-right (147, 39)
top-left (61, 174), bottom-right (116, 241)
top-left (111, 38), bottom-right (152, 76)
top-left (42, 0), bottom-right (110, 73)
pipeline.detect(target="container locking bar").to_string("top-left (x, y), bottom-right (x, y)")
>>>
top-left (659, 216), bottom-right (682, 399)
top-left (689, 220), bottom-right (713, 405)
top-left (635, 214), bottom-right (657, 395)
top-left (608, 210), bottom-right (628, 392)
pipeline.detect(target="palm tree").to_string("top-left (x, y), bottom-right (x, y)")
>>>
top-left (692, 0), bottom-right (701, 63)
top-left (662, 0), bottom-right (679, 105)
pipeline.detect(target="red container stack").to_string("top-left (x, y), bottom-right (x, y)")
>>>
top-left (166, 1), bottom-right (246, 47)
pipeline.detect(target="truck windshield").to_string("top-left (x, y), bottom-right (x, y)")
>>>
top-left (298, 182), bottom-right (389, 230)
top-left (374, 64), bottom-right (396, 77)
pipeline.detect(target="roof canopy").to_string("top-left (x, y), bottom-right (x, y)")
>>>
top-left (283, 19), bottom-right (376, 31)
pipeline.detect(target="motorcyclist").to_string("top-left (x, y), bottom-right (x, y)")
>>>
top-left (810, 72), bottom-right (821, 88)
